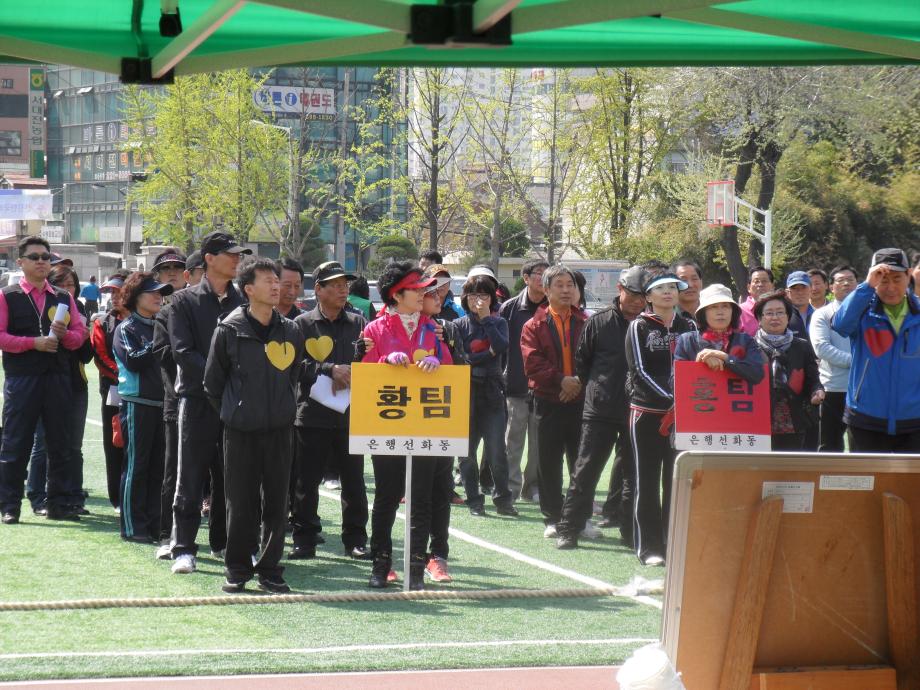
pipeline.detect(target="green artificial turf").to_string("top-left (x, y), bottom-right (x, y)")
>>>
top-left (0, 368), bottom-right (663, 681)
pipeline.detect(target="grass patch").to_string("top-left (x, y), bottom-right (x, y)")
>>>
top-left (0, 368), bottom-right (662, 681)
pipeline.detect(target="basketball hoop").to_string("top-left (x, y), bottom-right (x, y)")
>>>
top-left (706, 180), bottom-right (736, 227)
top-left (705, 179), bottom-right (773, 269)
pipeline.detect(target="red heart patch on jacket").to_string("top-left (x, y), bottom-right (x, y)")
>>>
top-left (729, 345), bottom-right (746, 359)
top-left (469, 339), bottom-right (490, 353)
top-left (864, 328), bottom-right (894, 358)
top-left (788, 368), bottom-right (804, 394)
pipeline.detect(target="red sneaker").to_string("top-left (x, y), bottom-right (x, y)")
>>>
top-left (425, 556), bottom-right (452, 583)
top-left (450, 493), bottom-right (465, 506)
top-left (387, 569), bottom-right (398, 583)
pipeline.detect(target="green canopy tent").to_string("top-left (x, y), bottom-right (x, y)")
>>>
top-left (0, 0), bottom-right (917, 83)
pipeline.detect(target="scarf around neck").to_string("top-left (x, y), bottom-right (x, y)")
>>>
top-left (755, 328), bottom-right (794, 355)
top-left (701, 327), bottom-right (732, 351)
top-left (389, 306), bottom-right (421, 337)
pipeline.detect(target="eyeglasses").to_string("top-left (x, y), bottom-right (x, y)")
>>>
top-left (832, 277), bottom-right (856, 285)
top-left (22, 252), bottom-right (52, 262)
top-left (467, 293), bottom-right (490, 300)
top-left (761, 310), bottom-right (787, 319)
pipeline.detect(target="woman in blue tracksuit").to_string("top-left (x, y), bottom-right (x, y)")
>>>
top-left (113, 272), bottom-right (174, 542)
top-left (832, 249), bottom-right (920, 452)
top-left (454, 275), bottom-right (517, 517)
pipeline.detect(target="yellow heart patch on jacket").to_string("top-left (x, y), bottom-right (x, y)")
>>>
top-left (413, 348), bottom-right (434, 363)
top-left (47, 305), bottom-right (71, 326)
top-left (266, 341), bottom-right (295, 371)
top-left (305, 336), bottom-right (333, 362)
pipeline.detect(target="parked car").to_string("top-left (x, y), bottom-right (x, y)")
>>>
top-left (367, 281), bottom-right (384, 313)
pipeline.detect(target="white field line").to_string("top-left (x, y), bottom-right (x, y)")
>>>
top-left (0, 637), bottom-right (656, 661)
top-left (318, 489), bottom-right (663, 610)
top-left (86, 418), bottom-right (103, 427)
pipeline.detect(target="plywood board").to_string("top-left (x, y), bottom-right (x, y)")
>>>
top-left (661, 453), bottom-right (920, 690)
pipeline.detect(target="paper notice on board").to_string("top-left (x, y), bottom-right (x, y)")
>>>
top-left (819, 475), bottom-right (875, 491)
top-left (762, 481), bottom-right (814, 513)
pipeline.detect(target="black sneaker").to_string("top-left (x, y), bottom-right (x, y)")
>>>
top-left (257, 576), bottom-right (291, 594)
top-left (369, 553), bottom-right (391, 589)
top-left (222, 579), bottom-right (246, 594)
top-left (1, 512), bottom-right (19, 525)
top-left (469, 505), bottom-right (486, 517)
top-left (288, 545), bottom-right (316, 560)
top-left (46, 507), bottom-right (80, 521)
top-left (345, 545), bottom-right (371, 560)
top-left (597, 516), bottom-right (619, 529)
top-left (555, 534), bottom-right (578, 550)
top-left (32, 506), bottom-right (48, 517)
top-left (496, 505), bottom-right (519, 517)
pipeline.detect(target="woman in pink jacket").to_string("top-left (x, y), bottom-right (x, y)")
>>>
top-left (363, 261), bottom-right (453, 591)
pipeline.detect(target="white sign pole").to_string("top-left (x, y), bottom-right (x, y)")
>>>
top-left (403, 454), bottom-right (412, 593)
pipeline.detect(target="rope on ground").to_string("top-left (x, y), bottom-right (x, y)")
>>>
top-left (0, 586), bottom-right (646, 612)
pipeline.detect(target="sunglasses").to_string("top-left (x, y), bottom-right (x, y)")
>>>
top-left (22, 252), bottom-right (52, 262)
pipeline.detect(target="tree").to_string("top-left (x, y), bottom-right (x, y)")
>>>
top-left (462, 217), bottom-right (531, 271)
top-left (405, 68), bottom-right (473, 251)
top-left (568, 68), bottom-right (703, 259)
top-left (122, 70), bottom-right (289, 250)
top-left (366, 234), bottom-right (418, 276)
top-left (337, 69), bottom-right (411, 271)
top-left (459, 68), bottom-right (533, 271)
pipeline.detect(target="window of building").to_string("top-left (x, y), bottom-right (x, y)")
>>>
top-left (0, 79), bottom-right (13, 89)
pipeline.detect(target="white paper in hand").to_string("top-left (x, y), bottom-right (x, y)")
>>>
top-left (47, 302), bottom-right (70, 340)
top-left (309, 374), bottom-right (350, 414)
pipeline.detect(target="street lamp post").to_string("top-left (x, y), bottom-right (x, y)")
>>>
top-left (250, 119), bottom-right (294, 252)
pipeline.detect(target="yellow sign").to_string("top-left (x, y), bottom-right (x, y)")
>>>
top-left (349, 362), bottom-right (470, 456)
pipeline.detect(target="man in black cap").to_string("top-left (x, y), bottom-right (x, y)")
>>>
top-left (150, 248), bottom-right (186, 558)
top-left (556, 266), bottom-right (647, 549)
top-left (832, 248), bottom-right (920, 453)
top-left (289, 261), bottom-right (370, 559)
top-left (167, 232), bottom-right (251, 574)
top-left (183, 251), bottom-right (205, 287)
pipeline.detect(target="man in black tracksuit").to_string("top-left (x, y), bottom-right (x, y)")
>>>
top-left (168, 232), bottom-right (250, 574)
top-left (150, 249), bottom-right (187, 558)
top-left (290, 261), bottom-right (369, 560)
top-left (555, 266), bottom-right (648, 549)
top-left (205, 257), bottom-right (304, 593)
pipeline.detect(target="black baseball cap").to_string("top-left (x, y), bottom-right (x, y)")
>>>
top-left (871, 248), bottom-right (909, 272)
top-left (618, 266), bottom-right (647, 294)
top-left (50, 253), bottom-right (73, 267)
top-left (185, 251), bottom-right (204, 272)
top-left (312, 261), bottom-right (357, 284)
top-left (152, 250), bottom-right (186, 271)
top-left (200, 232), bottom-right (252, 257)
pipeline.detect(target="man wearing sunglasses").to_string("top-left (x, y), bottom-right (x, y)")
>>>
top-left (0, 236), bottom-right (88, 524)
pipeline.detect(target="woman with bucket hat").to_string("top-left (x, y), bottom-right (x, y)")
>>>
top-left (674, 284), bottom-right (766, 383)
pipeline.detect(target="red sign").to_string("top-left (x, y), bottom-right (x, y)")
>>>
top-left (673, 361), bottom-right (771, 451)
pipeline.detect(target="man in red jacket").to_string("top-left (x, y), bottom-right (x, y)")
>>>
top-left (520, 265), bottom-right (587, 538)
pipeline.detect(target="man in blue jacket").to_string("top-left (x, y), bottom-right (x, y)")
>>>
top-left (832, 248), bottom-right (920, 453)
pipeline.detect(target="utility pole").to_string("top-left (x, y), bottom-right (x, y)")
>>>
top-left (335, 68), bottom-right (350, 265)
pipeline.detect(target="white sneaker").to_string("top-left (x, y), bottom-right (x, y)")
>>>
top-left (642, 554), bottom-right (665, 567)
top-left (114, 506), bottom-right (121, 517)
top-left (580, 520), bottom-right (603, 540)
top-left (323, 479), bottom-right (342, 491)
top-left (543, 524), bottom-right (558, 539)
top-left (210, 549), bottom-right (225, 559)
top-left (155, 543), bottom-right (173, 560)
top-left (172, 554), bottom-right (196, 574)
